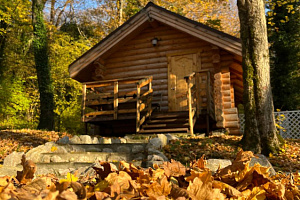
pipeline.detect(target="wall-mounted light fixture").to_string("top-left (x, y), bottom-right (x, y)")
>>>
top-left (151, 37), bottom-right (159, 47)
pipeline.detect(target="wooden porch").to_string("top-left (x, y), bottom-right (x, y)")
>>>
top-left (81, 70), bottom-right (216, 135)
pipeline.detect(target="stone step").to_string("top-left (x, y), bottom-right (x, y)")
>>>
top-left (54, 143), bottom-right (148, 153)
top-left (39, 152), bottom-right (140, 163)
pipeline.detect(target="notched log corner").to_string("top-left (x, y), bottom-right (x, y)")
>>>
top-left (16, 154), bottom-right (37, 184)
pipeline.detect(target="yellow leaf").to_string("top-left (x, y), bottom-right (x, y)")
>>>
top-left (60, 173), bottom-right (78, 183)
top-left (51, 146), bottom-right (57, 152)
top-left (269, 153), bottom-right (273, 158)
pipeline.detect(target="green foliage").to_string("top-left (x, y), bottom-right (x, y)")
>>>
top-left (267, 0), bottom-right (300, 110)
top-left (50, 32), bottom-right (92, 133)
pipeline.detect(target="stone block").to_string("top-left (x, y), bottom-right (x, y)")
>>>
top-left (206, 159), bottom-right (232, 173)
top-left (3, 152), bottom-right (24, 167)
top-left (69, 135), bottom-right (81, 144)
top-left (79, 135), bottom-right (92, 144)
top-left (56, 136), bottom-right (70, 144)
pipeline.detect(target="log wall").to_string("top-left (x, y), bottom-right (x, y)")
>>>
top-left (96, 23), bottom-right (239, 111)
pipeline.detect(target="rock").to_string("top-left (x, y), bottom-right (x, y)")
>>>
top-left (107, 154), bottom-right (129, 162)
top-left (117, 146), bottom-right (131, 153)
top-left (148, 153), bottom-right (168, 162)
top-left (147, 138), bottom-right (164, 149)
top-left (102, 148), bottom-right (113, 153)
top-left (99, 138), bottom-right (112, 144)
top-left (77, 156), bottom-right (90, 162)
top-left (26, 142), bottom-right (55, 163)
top-left (133, 153), bottom-right (145, 161)
top-left (79, 135), bottom-right (92, 144)
top-left (250, 154), bottom-right (276, 176)
top-left (58, 169), bottom-right (72, 176)
top-left (36, 168), bottom-right (55, 176)
top-left (132, 145), bottom-right (144, 154)
top-left (157, 134), bottom-right (168, 146)
top-left (55, 146), bottom-right (68, 154)
top-left (206, 159), bottom-right (232, 173)
top-left (147, 147), bottom-right (161, 155)
top-left (3, 152), bottom-right (24, 167)
top-left (165, 134), bottom-right (178, 143)
top-left (120, 138), bottom-right (127, 143)
top-left (111, 138), bottom-right (121, 144)
top-left (92, 137), bottom-right (100, 144)
top-left (50, 155), bottom-right (64, 162)
top-left (69, 135), bottom-right (81, 144)
top-left (57, 136), bottom-right (70, 144)
top-left (41, 155), bottom-right (51, 163)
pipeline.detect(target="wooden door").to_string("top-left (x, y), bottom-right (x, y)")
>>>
top-left (168, 53), bottom-right (199, 111)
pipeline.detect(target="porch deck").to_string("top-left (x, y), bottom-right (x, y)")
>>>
top-left (81, 70), bottom-right (216, 135)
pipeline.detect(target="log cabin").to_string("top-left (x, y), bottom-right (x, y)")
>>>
top-left (69, 2), bottom-right (244, 136)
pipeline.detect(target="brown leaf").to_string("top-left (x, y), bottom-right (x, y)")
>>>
top-left (212, 180), bottom-right (242, 198)
top-left (93, 161), bottom-right (116, 180)
top-left (146, 176), bottom-right (171, 198)
top-left (187, 172), bottom-right (225, 200)
top-left (94, 191), bottom-right (109, 200)
top-left (58, 190), bottom-right (78, 200)
top-left (70, 182), bottom-right (87, 199)
top-left (170, 184), bottom-right (190, 199)
top-left (163, 160), bottom-right (186, 178)
top-left (190, 155), bottom-right (207, 170)
top-left (119, 160), bottom-right (140, 180)
top-left (16, 155), bottom-right (37, 184)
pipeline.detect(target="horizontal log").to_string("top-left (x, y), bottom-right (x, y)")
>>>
top-left (228, 128), bottom-right (242, 135)
top-left (222, 90), bottom-right (231, 96)
top-left (224, 114), bottom-right (239, 121)
top-left (224, 121), bottom-right (240, 128)
top-left (106, 57), bottom-right (167, 69)
top-left (222, 85), bottom-right (231, 90)
top-left (109, 63), bottom-right (166, 74)
top-left (223, 102), bottom-right (232, 109)
top-left (224, 108), bottom-right (238, 114)
top-left (222, 73), bottom-right (230, 78)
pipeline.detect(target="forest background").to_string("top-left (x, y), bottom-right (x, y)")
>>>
top-left (0, 0), bottom-right (299, 134)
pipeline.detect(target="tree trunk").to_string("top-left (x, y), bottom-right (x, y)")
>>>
top-left (32, 0), bottom-right (55, 130)
top-left (0, 20), bottom-right (7, 79)
top-left (237, 0), bottom-right (280, 155)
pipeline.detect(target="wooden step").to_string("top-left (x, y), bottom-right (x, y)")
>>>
top-left (147, 118), bottom-right (188, 124)
top-left (142, 123), bottom-right (189, 129)
top-left (139, 128), bottom-right (189, 134)
top-left (151, 112), bottom-right (188, 119)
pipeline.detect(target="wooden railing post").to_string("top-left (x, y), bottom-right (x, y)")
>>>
top-left (187, 79), bottom-right (194, 136)
top-left (82, 84), bottom-right (87, 122)
top-left (136, 83), bottom-right (141, 133)
top-left (114, 81), bottom-right (119, 120)
top-left (148, 80), bottom-right (152, 116)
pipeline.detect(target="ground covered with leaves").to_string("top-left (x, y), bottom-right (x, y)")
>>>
top-left (0, 151), bottom-right (299, 200)
top-left (163, 135), bottom-right (300, 172)
top-left (0, 129), bottom-right (71, 162)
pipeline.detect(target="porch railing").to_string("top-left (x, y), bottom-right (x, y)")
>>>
top-left (82, 76), bottom-right (153, 133)
top-left (185, 70), bottom-right (215, 135)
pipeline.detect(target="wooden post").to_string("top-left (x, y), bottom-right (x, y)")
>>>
top-left (148, 80), bottom-right (152, 117)
top-left (196, 73), bottom-right (201, 117)
top-left (82, 84), bottom-right (87, 122)
top-left (114, 81), bottom-right (118, 120)
top-left (206, 71), bottom-right (211, 115)
top-left (187, 79), bottom-right (194, 136)
top-left (136, 83), bottom-right (141, 133)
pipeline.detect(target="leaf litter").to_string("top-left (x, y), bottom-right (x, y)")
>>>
top-left (0, 150), bottom-right (299, 200)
